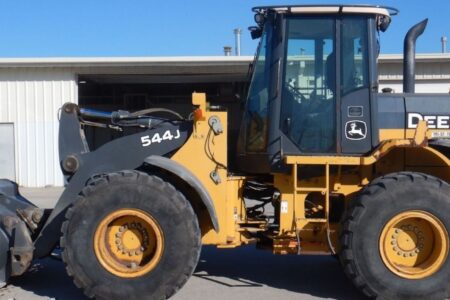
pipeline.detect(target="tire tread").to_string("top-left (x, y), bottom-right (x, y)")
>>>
top-left (340, 171), bottom-right (449, 299)
top-left (60, 170), bottom-right (201, 300)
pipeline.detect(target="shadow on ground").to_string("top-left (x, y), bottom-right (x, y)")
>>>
top-left (3, 245), bottom-right (364, 300)
top-left (4, 258), bottom-right (85, 300)
top-left (193, 245), bottom-right (364, 300)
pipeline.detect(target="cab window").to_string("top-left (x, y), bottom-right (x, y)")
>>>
top-left (280, 17), bottom-right (336, 153)
top-left (242, 32), bottom-right (270, 152)
top-left (341, 17), bottom-right (369, 96)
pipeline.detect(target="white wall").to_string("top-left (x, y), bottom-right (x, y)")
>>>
top-left (379, 80), bottom-right (450, 94)
top-left (0, 69), bottom-right (77, 187)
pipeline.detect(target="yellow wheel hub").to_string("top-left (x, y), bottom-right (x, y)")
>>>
top-left (379, 210), bottom-right (449, 279)
top-left (94, 209), bottom-right (164, 278)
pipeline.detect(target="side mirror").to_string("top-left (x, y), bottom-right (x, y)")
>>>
top-left (378, 16), bottom-right (391, 32)
top-left (249, 26), bottom-right (262, 40)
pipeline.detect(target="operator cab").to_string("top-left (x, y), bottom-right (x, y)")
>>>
top-left (236, 5), bottom-right (398, 173)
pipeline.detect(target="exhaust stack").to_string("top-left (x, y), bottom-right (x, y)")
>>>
top-left (442, 36), bottom-right (448, 53)
top-left (224, 46), bottom-right (232, 56)
top-left (403, 19), bottom-right (428, 93)
top-left (234, 28), bottom-right (242, 56)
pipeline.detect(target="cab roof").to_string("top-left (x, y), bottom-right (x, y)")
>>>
top-left (252, 4), bottom-right (398, 17)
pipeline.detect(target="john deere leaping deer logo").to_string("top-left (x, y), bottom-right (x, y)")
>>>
top-left (345, 121), bottom-right (367, 140)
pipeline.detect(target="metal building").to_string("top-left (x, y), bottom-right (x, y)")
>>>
top-left (0, 54), bottom-right (449, 187)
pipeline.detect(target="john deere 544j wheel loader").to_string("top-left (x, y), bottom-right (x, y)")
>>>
top-left (1, 4), bottom-right (450, 300)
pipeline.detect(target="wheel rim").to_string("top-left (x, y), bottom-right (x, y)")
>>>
top-left (94, 209), bottom-right (164, 278)
top-left (379, 210), bottom-right (449, 279)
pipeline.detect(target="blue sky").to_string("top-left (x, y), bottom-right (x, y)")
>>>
top-left (0, 0), bottom-right (447, 57)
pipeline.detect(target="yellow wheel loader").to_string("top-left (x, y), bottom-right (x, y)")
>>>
top-left (1, 4), bottom-right (450, 300)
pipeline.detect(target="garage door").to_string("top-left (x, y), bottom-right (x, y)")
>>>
top-left (0, 123), bottom-right (15, 181)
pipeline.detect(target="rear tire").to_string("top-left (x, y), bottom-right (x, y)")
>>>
top-left (340, 172), bottom-right (450, 300)
top-left (60, 171), bottom-right (201, 300)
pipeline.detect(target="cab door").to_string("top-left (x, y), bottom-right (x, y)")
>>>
top-left (339, 16), bottom-right (373, 154)
top-left (279, 16), bottom-right (337, 154)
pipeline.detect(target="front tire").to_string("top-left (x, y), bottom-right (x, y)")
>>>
top-left (340, 172), bottom-right (450, 300)
top-left (60, 171), bottom-right (201, 300)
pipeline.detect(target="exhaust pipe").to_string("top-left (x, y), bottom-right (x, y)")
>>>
top-left (403, 19), bottom-right (428, 93)
top-left (234, 28), bottom-right (242, 56)
top-left (442, 36), bottom-right (448, 53)
top-left (224, 46), bottom-right (232, 56)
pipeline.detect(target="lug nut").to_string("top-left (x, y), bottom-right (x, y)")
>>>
top-left (129, 262), bottom-right (137, 269)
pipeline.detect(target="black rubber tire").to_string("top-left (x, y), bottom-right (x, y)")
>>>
top-left (340, 172), bottom-right (450, 300)
top-left (60, 171), bottom-right (201, 300)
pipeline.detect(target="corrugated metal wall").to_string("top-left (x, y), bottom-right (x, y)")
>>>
top-left (379, 81), bottom-right (450, 94)
top-left (0, 68), bottom-right (77, 187)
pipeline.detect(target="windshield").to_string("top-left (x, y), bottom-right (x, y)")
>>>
top-left (240, 30), bottom-right (270, 153)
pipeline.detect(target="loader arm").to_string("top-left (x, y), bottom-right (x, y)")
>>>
top-left (33, 103), bottom-right (193, 258)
